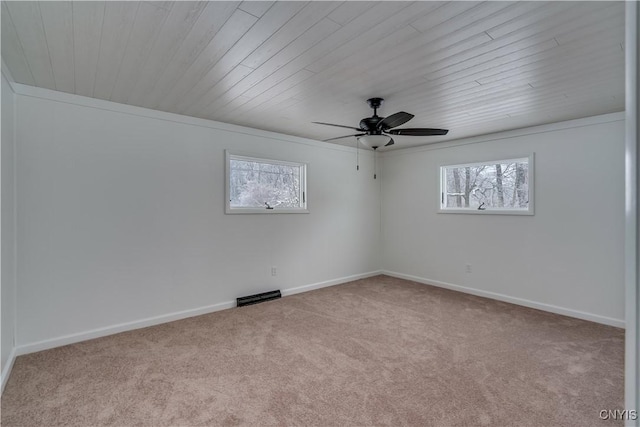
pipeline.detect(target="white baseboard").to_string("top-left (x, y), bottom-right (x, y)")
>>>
top-left (15, 270), bottom-right (382, 357)
top-left (281, 270), bottom-right (382, 297)
top-left (1, 347), bottom-right (17, 394)
top-left (15, 300), bottom-right (236, 356)
top-left (382, 270), bottom-right (626, 329)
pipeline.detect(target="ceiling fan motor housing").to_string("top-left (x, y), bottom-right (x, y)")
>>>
top-left (360, 96), bottom-right (394, 147)
top-left (359, 116), bottom-right (383, 133)
top-left (360, 98), bottom-right (385, 132)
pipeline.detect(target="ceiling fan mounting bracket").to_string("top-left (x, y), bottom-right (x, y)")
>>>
top-left (366, 97), bottom-right (384, 110)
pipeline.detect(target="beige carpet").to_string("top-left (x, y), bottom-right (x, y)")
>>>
top-left (1, 275), bottom-right (624, 426)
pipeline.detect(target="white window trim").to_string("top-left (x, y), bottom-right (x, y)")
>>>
top-left (438, 153), bottom-right (535, 216)
top-left (225, 150), bottom-right (309, 214)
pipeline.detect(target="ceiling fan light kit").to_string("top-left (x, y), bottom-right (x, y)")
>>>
top-left (357, 134), bottom-right (392, 149)
top-left (313, 97), bottom-right (449, 150)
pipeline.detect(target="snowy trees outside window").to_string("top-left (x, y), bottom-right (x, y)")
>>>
top-left (226, 152), bottom-right (307, 213)
top-left (440, 156), bottom-right (533, 215)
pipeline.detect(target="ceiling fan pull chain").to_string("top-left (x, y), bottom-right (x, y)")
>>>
top-left (356, 139), bottom-right (359, 171)
top-left (374, 149), bottom-right (377, 180)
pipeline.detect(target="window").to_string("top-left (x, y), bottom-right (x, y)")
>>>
top-left (225, 151), bottom-right (308, 214)
top-left (439, 155), bottom-right (534, 215)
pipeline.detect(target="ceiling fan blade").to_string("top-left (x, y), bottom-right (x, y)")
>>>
top-left (387, 128), bottom-right (449, 136)
top-left (323, 133), bottom-right (365, 142)
top-left (385, 138), bottom-right (395, 147)
top-left (377, 112), bottom-right (414, 130)
top-left (313, 121), bottom-right (362, 132)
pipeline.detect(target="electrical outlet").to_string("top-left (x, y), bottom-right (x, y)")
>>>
top-left (271, 266), bottom-right (277, 277)
top-left (465, 264), bottom-right (472, 273)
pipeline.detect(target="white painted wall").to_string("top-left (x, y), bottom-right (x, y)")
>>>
top-left (1, 72), bottom-right (17, 382)
top-left (381, 114), bottom-right (626, 326)
top-left (14, 88), bottom-right (381, 348)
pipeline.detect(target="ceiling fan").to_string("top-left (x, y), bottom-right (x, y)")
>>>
top-left (313, 97), bottom-right (448, 149)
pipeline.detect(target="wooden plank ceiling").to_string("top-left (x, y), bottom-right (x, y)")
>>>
top-left (1, 1), bottom-right (625, 149)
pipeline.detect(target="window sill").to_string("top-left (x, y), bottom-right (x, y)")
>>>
top-left (225, 208), bottom-right (310, 215)
top-left (437, 208), bottom-right (533, 216)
